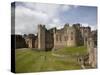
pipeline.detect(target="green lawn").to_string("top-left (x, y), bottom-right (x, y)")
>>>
top-left (15, 46), bottom-right (87, 73)
top-left (53, 46), bottom-right (87, 56)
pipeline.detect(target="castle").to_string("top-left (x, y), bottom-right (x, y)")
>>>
top-left (15, 23), bottom-right (97, 68)
top-left (15, 23), bottom-right (97, 50)
top-left (37, 23), bottom-right (89, 50)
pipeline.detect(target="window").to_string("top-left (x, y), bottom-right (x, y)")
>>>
top-left (79, 35), bottom-right (82, 40)
top-left (85, 30), bottom-right (87, 33)
top-left (56, 35), bottom-right (58, 41)
top-left (64, 36), bottom-right (66, 41)
top-left (60, 36), bottom-right (62, 41)
top-left (71, 32), bottom-right (73, 35)
top-left (85, 38), bottom-right (87, 41)
top-left (56, 35), bottom-right (62, 42)
top-left (71, 36), bottom-right (73, 40)
top-left (88, 41), bottom-right (90, 45)
top-left (65, 36), bottom-right (67, 41)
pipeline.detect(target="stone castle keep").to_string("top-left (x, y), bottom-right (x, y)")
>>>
top-left (15, 23), bottom-right (97, 50)
top-left (38, 23), bottom-right (86, 50)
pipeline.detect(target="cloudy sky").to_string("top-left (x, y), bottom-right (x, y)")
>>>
top-left (11, 2), bottom-right (97, 34)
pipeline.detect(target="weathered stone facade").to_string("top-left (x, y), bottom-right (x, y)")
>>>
top-left (37, 23), bottom-right (95, 50)
top-left (87, 30), bottom-right (97, 68)
top-left (24, 34), bottom-right (38, 48)
top-left (15, 23), bottom-right (97, 51)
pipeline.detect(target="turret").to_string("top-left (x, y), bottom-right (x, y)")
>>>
top-left (73, 23), bottom-right (80, 29)
top-left (64, 23), bottom-right (69, 28)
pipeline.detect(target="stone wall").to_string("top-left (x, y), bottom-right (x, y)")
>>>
top-left (25, 34), bottom-right (36, 48)
top-left (87, 31), bottom-right (97, 68)
top-left (15, 23), bottom-right (97, 52)
top-left (80, 26), bottom-right (91, 46)
top-left (53, 24), bottom-right (83, 49)
top-left (15, 35), bottom-right (27, 48)
top-left (45, 29), bottom-right (54, 50)
top-left (37, 23), bottom-right (97, 50)
top-left (67, 26), bottom-right (77, 47)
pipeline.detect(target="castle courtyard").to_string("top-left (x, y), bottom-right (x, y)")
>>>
top-left (15, 46), bottom-right (94, 73)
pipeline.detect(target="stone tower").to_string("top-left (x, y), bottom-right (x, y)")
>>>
top-left (53, 27), bottom-right (57, 49)
top-left (53, 24), bottom-right (77, 49)
top-left (83, 27), bottom-right (91, 46)
top-left (67, 26), bottom-right (77, 47)
top-left (87, 30), bottom-right (97, 68)
top-left (87, 37), bottom-right (97, 68)
top-left (38, 24), bottom-right (46, 50)
top-left (24, 34), bottom-right (37, 48)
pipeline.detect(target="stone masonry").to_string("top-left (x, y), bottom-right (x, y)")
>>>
top-left (16, 23), bottom-right (97, 51)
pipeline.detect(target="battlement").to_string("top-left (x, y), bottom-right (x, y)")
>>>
top-left (38, 24), bottom-right (45, 29)
top-left (15, 23), bottom-right (97, 51)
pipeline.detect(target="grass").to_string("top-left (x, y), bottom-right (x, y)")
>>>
top-left (53, 46), bottom-right (87, 56)
top-left (15, 46), bottom-right (87, 73)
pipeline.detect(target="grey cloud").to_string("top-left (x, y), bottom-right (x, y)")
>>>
top-left (14, 2), bottom-right (95, 35)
